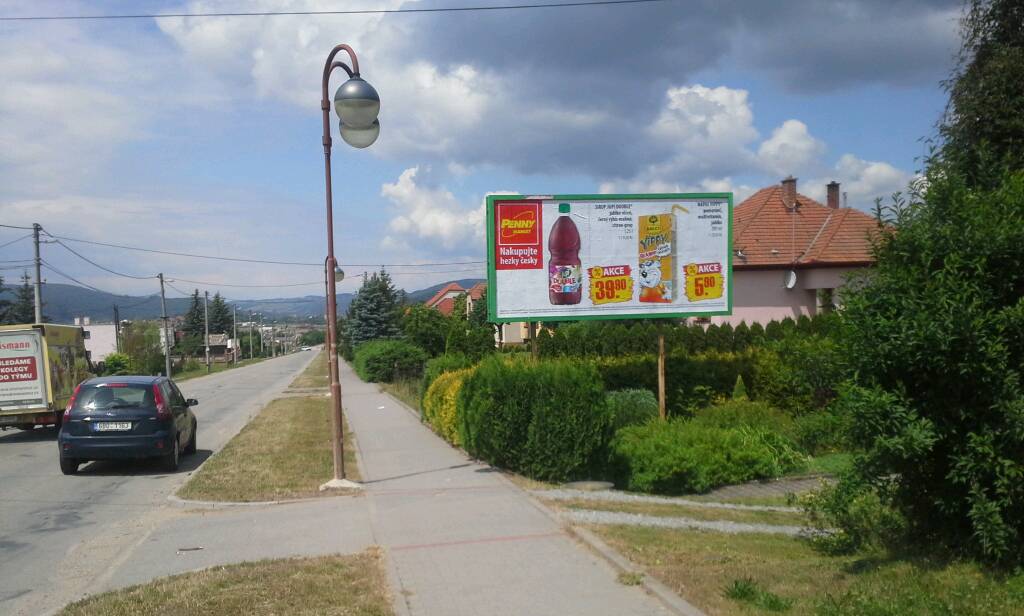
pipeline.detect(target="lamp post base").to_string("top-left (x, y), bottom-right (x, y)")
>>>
top-left (319, 478), bottom-right (363, 492)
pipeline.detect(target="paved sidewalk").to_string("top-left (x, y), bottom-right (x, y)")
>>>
top-left (342, 362), bottom-right (669, 616)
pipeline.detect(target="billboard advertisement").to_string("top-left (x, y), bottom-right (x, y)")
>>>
top-left (487, 193), bottom-right (732, 322)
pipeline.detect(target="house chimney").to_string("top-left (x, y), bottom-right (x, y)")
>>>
top-left (781, 176), bottom-right (797, 209)
top-left (827, 181), bottom-right (840, 209)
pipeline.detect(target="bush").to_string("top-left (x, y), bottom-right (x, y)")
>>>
top-left (102, 352), bottom-right (131, 375)
top-left (612, 420), bottom-right (806, 494)
top-left (458, 355), bottom-right (611, 482)
top-left (793, 411), bottom-right (849, 455)
top-left (834, 170), bottom-right (1024, 564)
top-left (606, 389), bottom-right (660, 431)
top-left (421, 353), bottom-right (474, 407)
top-left (753, 334), bottom-right (843, 416)
top-left (422, 368), bottom-right (473, 445)
top-left (594, 350), bottom-right (757, 415)
top-left (353, 340), bottom-right (428, 383)
top-left (691, 399), bottom-right (795, 439)
top-left (800, 478), bottom-right (908, 555)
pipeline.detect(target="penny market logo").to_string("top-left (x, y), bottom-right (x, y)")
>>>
top-left (500, 211), bottom-right (536, 239)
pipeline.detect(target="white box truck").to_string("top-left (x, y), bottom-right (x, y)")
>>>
top-left (0, 324), bottom-right (93, 430)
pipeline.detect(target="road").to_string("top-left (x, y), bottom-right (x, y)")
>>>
top-left (0, 351), bottom-right (315, 616)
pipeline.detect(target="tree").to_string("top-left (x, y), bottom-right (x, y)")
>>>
top-left (209, 292), bottom-right (233, 335)
top-left (8, 272), bottom-right (36, 324)
top-left (121, 321), bottom-right (165, 375)
top-left (346, 269), bottom-right (402, 349)
top-left (0, 275), bottom-right (9, 323)
top-left (835, 168), bottom-right (1024, 564)
top-left (469, 288), bottom-right (490, 328)
top-left (179, 290), bottom-right (205, 356)
top-left (299, 330), bottom-right (325, 346)
top-left (451, 293), bottom-right (468, 322)
top-left (938, 0), bottom-right (1024, 186)
top-left (402, 304), bottom-right (449, 357)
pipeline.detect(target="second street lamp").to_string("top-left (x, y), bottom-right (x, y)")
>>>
top-left (320, 43), bottom-right (380, 490)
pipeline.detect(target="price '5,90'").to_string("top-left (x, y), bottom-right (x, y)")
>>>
top-left (684, 263), bottom-right (724, 302)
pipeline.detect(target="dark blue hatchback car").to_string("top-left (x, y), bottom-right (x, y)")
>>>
top-left (58, 376), bottom-right (197, 475)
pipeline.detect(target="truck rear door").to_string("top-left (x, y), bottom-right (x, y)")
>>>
top-left (0, 329), bottom-right (48, 423)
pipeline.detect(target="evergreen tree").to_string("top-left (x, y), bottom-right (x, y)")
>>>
top-left (9, 272), bottom-right (36, 324)
top-left (0, 275), bottom-right (9, 324)
top-left (733, 322), bottom-right (752, 351)
top-left (209, 292), bottom-right (233, 335)
top-left (347, 269), bottom-right (402, 348)
top-left (180, 290), bottom-right (205, 356)
top-left (749, 321), bottom-right (766, 345)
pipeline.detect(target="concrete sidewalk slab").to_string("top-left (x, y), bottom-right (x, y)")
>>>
top-left (341, 362), bottom-right (669, 616)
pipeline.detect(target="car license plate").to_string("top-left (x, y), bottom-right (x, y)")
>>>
top-left (95, 422), bottom-right (132, 431)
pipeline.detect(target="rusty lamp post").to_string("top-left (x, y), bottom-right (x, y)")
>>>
top-left (319, 43), bottom-right (379, 490)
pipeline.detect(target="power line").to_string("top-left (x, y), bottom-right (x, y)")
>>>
top-left (0, 0), bottom-right (668, 22)
top-left (167, 277), bottom-right (323, 288)
top-left (40, 231), bottom-right (483, 268)
top-left (0, 234), bottom-right (31, 250)
top-left (0, 224), bottom-right (34, 230)
top-left (47, 235), bottom-right (157, 280)
top-left (40, 261), bottom-right (108, 294)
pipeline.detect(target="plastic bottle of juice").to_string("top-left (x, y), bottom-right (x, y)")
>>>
top-left (548, 203), bottom-right (582, 305)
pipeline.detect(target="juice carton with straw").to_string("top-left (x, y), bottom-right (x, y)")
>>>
top-left (637, 212), bottom-right (676, 303)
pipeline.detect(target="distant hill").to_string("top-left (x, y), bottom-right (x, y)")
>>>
top-left (1, 278), bottom-right (485, 324)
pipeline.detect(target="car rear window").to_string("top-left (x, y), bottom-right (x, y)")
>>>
top-left (73, 383), bottom-right (156, 412)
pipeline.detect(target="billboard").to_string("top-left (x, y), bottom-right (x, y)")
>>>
top-left (487, 193), bottom-right (732, 322)
top-left (0, 330), bottom-right (47, 410)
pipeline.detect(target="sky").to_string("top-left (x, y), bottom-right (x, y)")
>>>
top-left (0, 0), bottom-right (962, 302)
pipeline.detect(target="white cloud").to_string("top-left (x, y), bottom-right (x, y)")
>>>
top-left (381, 167), bottom-right (486, 251)
top-left (757, 120), bottom-right (826, 176)
top-left (804, 154), bottom-right (914, 211)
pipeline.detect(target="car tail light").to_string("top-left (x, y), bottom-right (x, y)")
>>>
top-left (64, 383), bottom-right (82, 422)
top-left (153, 384), bottom-right (171, 420)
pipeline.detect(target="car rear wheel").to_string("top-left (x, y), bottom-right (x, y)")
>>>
top-left (183, 421), bottom-right (197, 455)
top-left (162, 435), bottom-right (180, 472)
top-left (59, 457), bottom-right (79, 475)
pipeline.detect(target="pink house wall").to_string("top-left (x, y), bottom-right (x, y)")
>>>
top-left (711, 267), bottom-right (862, 326)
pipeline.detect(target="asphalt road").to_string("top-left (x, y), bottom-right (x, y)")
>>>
top-left (0, 350), bottom-right (316, 616)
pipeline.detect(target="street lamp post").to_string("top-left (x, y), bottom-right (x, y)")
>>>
top-left (320, 43), bottom-right (380, 490)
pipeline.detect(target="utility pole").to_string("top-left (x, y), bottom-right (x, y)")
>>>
top-left (232, 305), bottom-right (238, 365)
top-left (158, 274), bottom-right (172, 378)
top-left (32, 223), bottom-right (42, 323)
top-left (258, 313), bottom-right (264, 356)
top-left (112, 305), bottom-right (121, 352)
top-left (271, 321), bottom-right (276, 358)
top-left (203, 291), bottom-right (211, 374)
top-left (248, 313), bottom-right (254, 360)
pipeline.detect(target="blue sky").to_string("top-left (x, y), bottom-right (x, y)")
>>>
top-left (0, 0), bottom-right (960, 301)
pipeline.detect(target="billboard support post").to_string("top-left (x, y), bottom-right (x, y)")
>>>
top-left (658, 332), bottom-right (666, 420)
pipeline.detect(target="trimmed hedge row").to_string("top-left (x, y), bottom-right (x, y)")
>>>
top-left (422, 367), bottom-right (473, 446)
top-left (458, 356), bottom-right (611, 482)
top-left (353, 340), bottom-right (428, 383)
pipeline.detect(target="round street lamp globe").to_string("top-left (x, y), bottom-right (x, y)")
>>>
top-left (334, 77), bottom-right (380, 128)
top-left (339, 119), bottom-right (380, 149)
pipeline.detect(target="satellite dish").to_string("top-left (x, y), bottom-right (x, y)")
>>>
top-left (783, 269), bottom-right (798, 289)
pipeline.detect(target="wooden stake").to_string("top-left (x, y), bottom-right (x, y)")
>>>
top-left (658, 332), bottom-right (666, 420)
top-left (530, 322), bottom-right (539, 360)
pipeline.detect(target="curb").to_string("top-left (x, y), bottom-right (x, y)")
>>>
top-left (166, 491), bottom-right (362, 509)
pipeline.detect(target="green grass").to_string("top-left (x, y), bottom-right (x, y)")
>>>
top-left (546, 497), bottom-right (808, 527)
top-left (593, 525), bottom-right (1024, 616)
top-left (174, 357), bottom-right (267, 382)
top-left (289, 351), bottom-right (330, 389)
top-left (59, 550), bottom-right (393, 616)
top-left (178, 353), bottom-right (358, 502)
top-left (805, 453), bottom-right (854, 477)
top-left (379, 378), bottom-right (421, 413)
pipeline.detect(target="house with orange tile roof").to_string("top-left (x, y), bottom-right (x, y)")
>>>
top-left (423, 282), bottom-right (466, 317)
top-left (714, 176), bottom-right (879, 325)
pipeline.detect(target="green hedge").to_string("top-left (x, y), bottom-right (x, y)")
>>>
top-left (691, 399), bottom-right (795, 439)
top-left (421, 353), bottom-right (475, 410)
top-left (612, 420), bottom-right (806, 494)
top-left (353, 340), bottom-right (428, 383)
top-left (422, 367), bottom-right (473, 446)
top-left (606, 389), bottom-right (660, 432)
top-left (593, 350), bottom-right (758, 416)
top-left (458, 356), bottom-right (611, 482)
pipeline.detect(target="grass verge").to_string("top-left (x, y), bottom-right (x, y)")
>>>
top-left (379, 378), bottom-right (421, 414)
top-left (60, 549), bottom-right (393, 616)
top-left (546, 498), bottom-right (807, 527)
top-left (592, 525), bottom-right (1024, 615)
top-left (178, 395), bottom-right (359, 501)
top-left (289, 350), bottom-right (329, 389)
top-left (175, 357), bottom-right (268, 382)
top-left (805, 452), bottom-right (853, 477)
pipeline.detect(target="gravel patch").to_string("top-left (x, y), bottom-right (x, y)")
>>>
top-left (562, 509), bottom-right (814, 537)
top-left (536, 489), bottom-right (801, 513)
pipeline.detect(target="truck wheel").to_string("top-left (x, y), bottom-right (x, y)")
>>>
top-left (183, 422), bottom-right (197, 455)
top-left (60, 457), bottom-right (79, 475)
top-left (15, 425), bottom-right (35, 431)
top-left (162, 435), bottom-right (180, 472)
